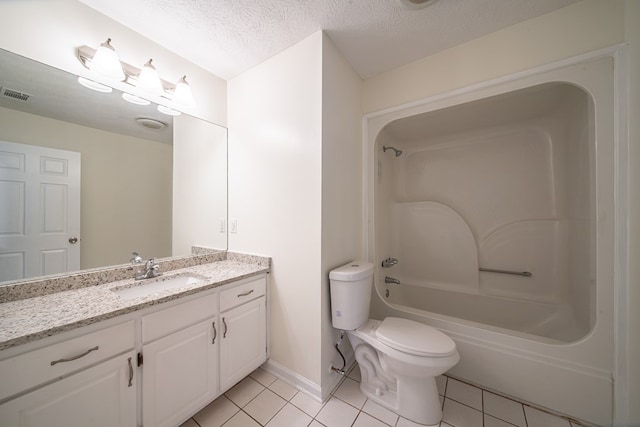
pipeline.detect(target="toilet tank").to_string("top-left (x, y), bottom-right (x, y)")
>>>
top-left (329, 261), bottom-right (374, 330)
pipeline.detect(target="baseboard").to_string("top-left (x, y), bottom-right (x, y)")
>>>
top-left (262, 355), bottom-right (356, 403)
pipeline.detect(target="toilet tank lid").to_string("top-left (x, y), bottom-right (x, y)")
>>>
top-left (376, 317), bottom-right (457, 357)
top-left (329, 261), bottom-right (374, 281)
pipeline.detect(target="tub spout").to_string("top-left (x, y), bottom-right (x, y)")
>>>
top-left (385, 276), bottom-right (400, 285)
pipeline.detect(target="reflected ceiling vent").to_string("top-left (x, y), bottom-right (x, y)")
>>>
top-left (0, 87), bottom-right (31, 103)
top-left (135, 117), bottom-right (167, 130)
top-left (396, 0), bottom-right (440, 10)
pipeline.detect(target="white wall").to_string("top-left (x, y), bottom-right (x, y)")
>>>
top-left (320, 33), bottom-right (363, 396)
top-left (363, 0), bottom-right (624, 114)
top-left (0, 0), bottom-right (227, 126)
top-left (228, 32), bottom-right (324, 386)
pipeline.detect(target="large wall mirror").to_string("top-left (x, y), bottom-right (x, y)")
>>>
top-left (0, 48), bottom-right (227, 285)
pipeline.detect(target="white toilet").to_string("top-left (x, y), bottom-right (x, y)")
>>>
top-left (330, 261), bottom-right (459, 426)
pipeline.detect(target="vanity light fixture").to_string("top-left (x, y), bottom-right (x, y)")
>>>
top-left (136, 59), bottom-right (164, 97)
top-left (172, 76), bottom-right (196, 108)
top-left (87, 38), bottom-right (125, 81)
top-left (76, 39), bottom-right (197, 111)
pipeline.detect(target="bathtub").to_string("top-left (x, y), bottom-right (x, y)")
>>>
top-left (365, 54), bottom-right (617, 426)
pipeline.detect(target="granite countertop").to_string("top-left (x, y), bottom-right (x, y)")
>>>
top-left (0, 254), bottom-right (269, 352)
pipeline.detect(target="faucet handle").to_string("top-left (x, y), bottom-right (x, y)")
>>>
top-left (130, 252), bottom-right (143, 264)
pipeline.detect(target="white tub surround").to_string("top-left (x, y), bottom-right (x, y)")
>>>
top-left (366, 48), bottom-right (621, 427)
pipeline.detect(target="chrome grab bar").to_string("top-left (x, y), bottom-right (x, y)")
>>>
top-left (479, 267), bottom-right (532, 277)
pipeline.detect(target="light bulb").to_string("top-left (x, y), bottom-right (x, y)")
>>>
top-left (173, 75), bottom-right (196, 108)
top-left (88, 38), bottom-right (125, 81)
top-left (136, 59), bottom-right (164, 97)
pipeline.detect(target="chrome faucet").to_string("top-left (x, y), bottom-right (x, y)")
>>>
top-left (385, 276), bottom-right (400, 285)
top-left (130, 252), bottom-right (162, 280)
top-left (381, 257), bottom-right (398, 268)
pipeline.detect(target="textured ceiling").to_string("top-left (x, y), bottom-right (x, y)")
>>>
top-left (78, 0), bottom-right (581, 80)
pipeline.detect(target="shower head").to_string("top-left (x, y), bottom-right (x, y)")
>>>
top-left (383, 146), bottom-right (403, 157)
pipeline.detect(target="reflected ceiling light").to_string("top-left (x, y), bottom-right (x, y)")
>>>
top-left (157, 104), bottom-right (181, 116)
top-left (173, 75), bottom-right (195, 108)
top-left (77, 76), bottom-right (113, 93)
top-left (136, 59), bottom-right (164, 97)
top-left (122, 92), bottom-right (151, 105)
top-left (87, 38), bottom-right (125, 81)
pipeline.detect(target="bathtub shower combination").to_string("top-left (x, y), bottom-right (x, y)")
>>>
top-left (366, 55), bottom-right (616, 426)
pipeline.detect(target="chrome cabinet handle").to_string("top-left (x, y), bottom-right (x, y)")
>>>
top-left (127, 357), bottom-right (133, 387)
top-left (212, 321), bottom-right (217, 344)
top-left (50, 346), bottom-right (99, 366)
top-left (237, 289), bottom-right (254, 298)
top-left (223, 317), bottom-right (228, 338)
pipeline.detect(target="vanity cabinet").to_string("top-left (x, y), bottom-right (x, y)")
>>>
top-left (141, 292), bottom-right (219, 427)
top-left (219, 278), bottom-right (267, 391)
top-left (0, 321), bottom-right (137, 427)
top-left (0, 272), bottom-right (268, 427)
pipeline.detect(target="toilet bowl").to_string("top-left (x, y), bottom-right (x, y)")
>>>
top-left (330, 261), bottom-right (459, 426)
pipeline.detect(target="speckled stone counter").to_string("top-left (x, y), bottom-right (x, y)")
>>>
top-left (0, 252), bottom-right (270, 352)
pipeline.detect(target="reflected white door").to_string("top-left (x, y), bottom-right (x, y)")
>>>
top-left (0, 141), bottom-right (80, 282)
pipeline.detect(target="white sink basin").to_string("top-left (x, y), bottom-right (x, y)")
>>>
top-left (112, 275), bottom-right (204, 299)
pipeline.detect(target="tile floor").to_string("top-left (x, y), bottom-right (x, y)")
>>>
top-left (180, 364), bottom-right (592, 427)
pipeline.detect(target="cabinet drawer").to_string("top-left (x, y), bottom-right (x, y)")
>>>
top-left (220, 277), bottom-right (266, 312)
top-left (143, 291), bottom-right (218, 343)
top-left (0, 320), bottom-right (135, 402)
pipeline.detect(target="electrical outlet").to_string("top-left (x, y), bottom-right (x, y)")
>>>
top-left (230, 219), bottom-right (238, 233)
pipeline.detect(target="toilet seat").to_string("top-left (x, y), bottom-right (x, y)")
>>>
top-left (375, 317), bottom-right (456, 357)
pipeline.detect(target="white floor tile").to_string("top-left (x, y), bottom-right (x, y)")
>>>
top-left (362, 399), bottom-right (398, 426)
top-left (315, 396), bottom-right (360, 427)
top-left (524, 406), bottom-right (572, 427)
top-left (309, 421), bottom-right (327, 427)
top-left (333, 377), bottom-right (367, 409)
top-left (483, 392), bottom-right (526, 427)
top-left (396, 417), bottom-right (437, 427)
top-left (446, 378), bottom-right (483, 411)
top-left (266, 403), bottom-right (312, 427)
top-left (224, 376), bottom-right (265, 408)
top-left (485, 414), bottom-right (519, 427)
top-left (353, 411), bottom-right (389, 427)
top-left (268, 378), bottom-right (298, 400)
top-left (290, 390), bottom-right (325, 418)
top-left (243, 389), bottom-right (287, 425)
top-left (442, 398), bottom-right (483, 427)
top-left (193, 395), bottom-right (239, 427)
top-left (436, 375), bottom-right (447, 396)
top-left (348, 364), bottom-right (362, 382)
top-left (250, 367), bottom-right (278, 387)
top-left (220, 410), bottom-right (261, 427)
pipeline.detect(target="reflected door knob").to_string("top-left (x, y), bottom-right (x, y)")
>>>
top-left (69, 237), bottom-right (79, 244)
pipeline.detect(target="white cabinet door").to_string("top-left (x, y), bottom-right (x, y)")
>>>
top-left (0, 351), bottom-right (136, 427)
top-left (220, 296), bottom-right (267, 391)
top-left (142, 317), bottom-right (218, 427)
